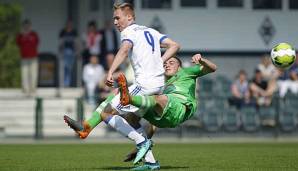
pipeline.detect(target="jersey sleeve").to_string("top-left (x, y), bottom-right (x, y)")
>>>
top-left (151, 29), bottom-right (167, 44)
top-left (120, 28), bottom-right (136, 46)
top-left (184, 64), bottom-right (204, 78)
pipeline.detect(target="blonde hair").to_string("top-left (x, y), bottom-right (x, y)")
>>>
top-left (113, 3), bottom-right (135, 20)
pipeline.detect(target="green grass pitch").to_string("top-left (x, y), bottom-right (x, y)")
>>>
top-left (1, 142), bottom-right (298, 170)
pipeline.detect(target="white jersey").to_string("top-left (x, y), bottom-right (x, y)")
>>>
top-left (121, 24), bottom-right (167, 89)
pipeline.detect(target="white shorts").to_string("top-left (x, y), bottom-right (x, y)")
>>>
top-left (110, 84), bottom-right (164, 115)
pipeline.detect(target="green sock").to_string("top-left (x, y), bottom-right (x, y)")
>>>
top-left (131, 95), bottom-right (156, 111)
top-left (86, 94), bottom-right (115, 129)
top-left (87, 111), bottom-right (101, 129)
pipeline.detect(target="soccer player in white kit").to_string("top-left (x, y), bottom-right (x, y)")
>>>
top-left (64, 2), bottom-right (180, 169)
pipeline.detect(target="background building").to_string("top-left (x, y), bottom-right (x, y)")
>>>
top-left (2, 0), bottom-right (298, 78)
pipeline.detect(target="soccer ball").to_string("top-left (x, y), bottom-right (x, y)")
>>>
top-left (271, 43), bottom-right (296, 68)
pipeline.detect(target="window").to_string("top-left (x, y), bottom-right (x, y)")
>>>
top-left (122, 0), bottom-right (134, 6)
top-left (218, 0), bottom-right (243, 7)
top-left (181, 0), bottom-right (206, 7)
top-left (142, 0), bottom-right (172, 9)
top-left (253, 0), bottom-right (282, 9)
top-left (289, 0), bottom-right (298, 9)
top-left (89, 0), bottom-right (99, 12)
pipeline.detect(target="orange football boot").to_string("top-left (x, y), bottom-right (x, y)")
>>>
top-left (64, 115), bottom-right (92, 139)
top-left (118, 73), bottom-right (131, 106)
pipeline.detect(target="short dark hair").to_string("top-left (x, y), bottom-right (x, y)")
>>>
top-left (88, 20), bottom-right (96, 28)
top-left (255, 68), bottom-right (261, 73)
top-left (22, 19), bottom-right (31, 25)
top-left (168, 56), bottom-right (182, 67)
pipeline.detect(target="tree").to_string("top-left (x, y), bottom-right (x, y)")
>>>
top-left (0, 3), bottom-right (22, 87)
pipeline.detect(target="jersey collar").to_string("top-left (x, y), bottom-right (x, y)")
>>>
top-left (122, 23), bottom-right (137, 32)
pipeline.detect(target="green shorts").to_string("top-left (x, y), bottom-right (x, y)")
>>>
top-left (143, 94), bottom-right (193, 128)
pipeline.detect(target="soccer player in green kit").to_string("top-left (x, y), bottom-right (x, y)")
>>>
top-left (118, 53), bottom-right (217, 129)
top-left (117, 54), bottom-right (216, 170)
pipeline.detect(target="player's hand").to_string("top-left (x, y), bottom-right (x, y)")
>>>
top-left (105, 72), bottom-right (114, 87)
top-left (191, 54), bottom-right (202, 64)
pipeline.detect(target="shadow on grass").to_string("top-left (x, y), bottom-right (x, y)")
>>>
top-left (98, 165), bottom-right (189, 170)
top-left (161, 166), bottom-right (189, 170)
top-left (97, 166), bottom-right (131, 170)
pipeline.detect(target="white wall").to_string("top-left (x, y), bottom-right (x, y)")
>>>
top-left (78, 0), bottom-right (103, 35)
top-left (6, 0), bottom-right (298, 53)
top-left (133, 0), bottom-right (298, 51)
top-left (3, 0), bottom-right (298, 73)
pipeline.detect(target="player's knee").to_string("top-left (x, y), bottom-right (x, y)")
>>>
top-left (100, 112), bottom-right (110, 121)
top-left (154, 95), bottom-right (161, 102)
top-left (100, 104), bottom-right (116, 120)
top-left (147, 124), bottom-right (157, 138)
top-left (103, 104), bottom-right (114, 113)
top-left (122, 113), bottom-right (141, 129)
top-left (154, 95), bottom-right (168, 106)
top-left (152, 125), bottom-right (157, 133)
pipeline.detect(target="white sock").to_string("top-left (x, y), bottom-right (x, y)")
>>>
top-left (136, 127), bottom-right (156, 163)
top-left (136, 127), bottom-right (147, 138)
top-left (144, 150), bottom-right (156, 163)
top-left (106, 115), bottom-right (145, 144)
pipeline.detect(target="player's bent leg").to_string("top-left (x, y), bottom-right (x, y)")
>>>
top-left (122, 94), bottom-right (167, 119)
top-left (100, 104), bottom-right (118, 121)
top-left (118, 73), bottom-right (167, 115)
top-left (100, 106), bottom-right (151, 164)
top-left (122, 114), bottom-right (142, 162)
top-left (131, 161), bottom-right (160, 171)
top-left (115, 74), bottom-right (163, 164)
top-left (122, 113), bottom-right (142, 129)
top-left (102, 110), bottom-right (152, 164)
top-left (86, 94), bottom-right (115, 128)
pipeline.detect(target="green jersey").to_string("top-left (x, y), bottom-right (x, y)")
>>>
top-left (143, 64), bottom-right (204, 128)
top-left (163, 64), bottom-right (203, 119)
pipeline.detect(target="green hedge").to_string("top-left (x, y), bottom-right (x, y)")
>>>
top-left (0, 3), bottom-right (22, 88)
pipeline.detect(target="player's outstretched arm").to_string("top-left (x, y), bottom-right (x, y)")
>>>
top-left (160, 38), bottom-right (180, 62)
top-left (106, 41), bottom-right (132, 87)
top-left (192, 54), bottom-right (217, 75)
